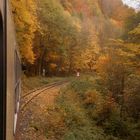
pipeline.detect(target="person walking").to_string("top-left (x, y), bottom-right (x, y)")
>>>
top-left (76, 70), bottom-right (80, 77)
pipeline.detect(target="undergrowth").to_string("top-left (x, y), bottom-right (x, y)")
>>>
top-left (45, 75), bottom-right (140, 140)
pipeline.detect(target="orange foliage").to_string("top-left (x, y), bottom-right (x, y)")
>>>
top-left (84, 90), bottom-right (103, 105)
top-left (96, 55), bottom-right (110, 76)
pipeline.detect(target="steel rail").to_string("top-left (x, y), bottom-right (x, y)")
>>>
top-left (21, 80), bottom-right (67, 99)
top-left (20, 80), bottom-right (68, 111)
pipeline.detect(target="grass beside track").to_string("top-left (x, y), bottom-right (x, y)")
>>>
top-left (21, 75), bottom-right (69, 95)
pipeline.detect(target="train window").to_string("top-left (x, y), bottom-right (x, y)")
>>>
top-left (0, 11), bottom-right (6, 140)
top-left (14, 51), bottom-right (21, 134)
top-left (15, 51), bottom-right (21, 83)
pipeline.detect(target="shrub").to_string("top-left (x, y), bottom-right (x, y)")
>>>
top-left (63, 127), bottom-right (106, 140)
top-left (70, 80), bottom-right (94, 97)
top-left (124, 74), bottom-right (140, 121)
top-left (57, 90), bottom-right (90, 128)
top-left (92, 95), bottom-right (119, 125)
top-left (45, 107), bottom-right (66, 139)
top-left (104, 118), bottom-right (130, 138)
top-left (84, 90), bottom-right (103, 107)
top-left (127, 121), bottom-right (140, 140)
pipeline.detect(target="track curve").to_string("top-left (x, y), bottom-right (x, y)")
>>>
top-left (21, 80), bottom-right (68, 111)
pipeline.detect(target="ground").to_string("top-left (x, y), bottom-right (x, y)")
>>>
top-left (16, 82), bottom-right (67, 140)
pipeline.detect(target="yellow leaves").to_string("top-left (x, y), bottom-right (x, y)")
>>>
top-left (11, 0), bottom-right (38, 64)
top-left (46, 52), bottom-right (60, 62)
top-left (96, 52), bottom-right (124, 80)
top-left (106, 39), bottom-right (140, 69)
top-left (26, 0), bottom-right (36, 12)
top-left (63, 10), bottom-right (71, 18)
top-left (98, 55), bottom-right (109, 64)
top-left (117, 48), bottom-right (135, 58)
top-left (84, 89), bottom-right (119, 120)
top-left (119, 42), bottom-right (140, 59)
top-left (84, 90), bottom-right (103, 106)
top-left (19, 34), bottom-right (35, 64)
top-left (72, 17), bottom-right (82, 32)
top-left (20, 45), bottom-right (35, 64)
top-left (49, 63), bottom-right (57, 72)
top-left (129, 24), bottom-right (140, 35)
top-left (96, 55), bottom-right (109, 74)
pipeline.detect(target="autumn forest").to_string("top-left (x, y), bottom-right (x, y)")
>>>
top-left (11, 0), bottom-right (140, 140)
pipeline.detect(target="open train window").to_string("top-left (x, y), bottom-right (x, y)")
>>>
top-left (0, 11), bottom-right (6, 140)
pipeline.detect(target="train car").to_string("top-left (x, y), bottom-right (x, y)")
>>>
top-left (0, 0), bottom-right (21, 140)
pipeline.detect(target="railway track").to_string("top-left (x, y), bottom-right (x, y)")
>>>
top-left (21, 80), bottom-right (68, 111)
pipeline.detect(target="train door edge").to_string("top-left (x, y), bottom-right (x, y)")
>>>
top-left (0, 10), bottom-right (6, 140)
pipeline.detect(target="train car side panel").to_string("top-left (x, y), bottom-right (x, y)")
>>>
top-left (6, 1), bottom-right (17, 140)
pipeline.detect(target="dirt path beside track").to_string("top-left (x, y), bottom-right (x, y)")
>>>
top-left (15, 83), bottom-right (68, 140)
